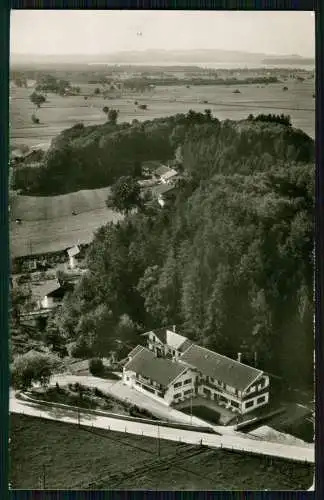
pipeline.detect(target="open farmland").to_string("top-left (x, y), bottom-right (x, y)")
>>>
top-left (10, 414), bottom-right (313, 490)
top-left (10, 187), bottom-right (123, 258)
top-left (10, 79), bottom-right (315, 151)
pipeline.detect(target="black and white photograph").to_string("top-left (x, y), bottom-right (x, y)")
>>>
top-left (9, 9), bottom-right (315, 491)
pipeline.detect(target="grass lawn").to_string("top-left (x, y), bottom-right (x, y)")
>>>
top-left (10, 187), bottom-right (123, 257)
top-left (10, 414), bottom-right (314, 490)
top-left (27, 384), bottom-right (130, 415)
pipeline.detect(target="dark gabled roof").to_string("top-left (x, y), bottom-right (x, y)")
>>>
top-left (180, 344), bottom-right (263, 392)
top-left (32, 279), bottom-right (73, 300)
top-left (32, 280), bottom-right (61, 299)
top-left (124, 346), bottom-right (187, 387)
top-left (128, 345), bottom-right (145, 359)
top-left (151, 184), bottom-right (177, 197)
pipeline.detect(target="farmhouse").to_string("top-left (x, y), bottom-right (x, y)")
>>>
top-left (67, 245), bottom-right (80, 270)
top-left (123, 327), bottom-right (270, 415)
top-left (33, 279), bottom-right (73, 310)
top-left (153, 165), bottom-right (178, 184)
top-left (151, 183), bottom-right (177, 207)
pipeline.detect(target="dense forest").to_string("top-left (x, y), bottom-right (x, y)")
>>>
top-left (40, 111), bottom-right (314, 390)
top-left (13, 111), bottom-right (313, 196)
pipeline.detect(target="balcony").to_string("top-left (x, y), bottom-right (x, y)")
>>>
top-left (202, 380), bottom-right (241, 401)
top-left (242, 386), bottom-right (269, 401)
top-left (135, 376), bottom-right (165, 396)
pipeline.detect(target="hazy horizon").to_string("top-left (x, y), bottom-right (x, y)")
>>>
top-left (10, 11), bottom-right (315, 58)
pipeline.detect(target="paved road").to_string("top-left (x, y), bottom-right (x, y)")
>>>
top-left (9, 390), bottom-right (314, 464)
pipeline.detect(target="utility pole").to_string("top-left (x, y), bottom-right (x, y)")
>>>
top-left (157, 425), bottom-right (160, 458)
top-left (190, 392), bottom-right (193, 425)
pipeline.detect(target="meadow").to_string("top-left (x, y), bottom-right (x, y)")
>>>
top-left (10, 414), bottom-right (313, 490)
top-left (10, 78), bottom-right (315, 151)
top-left (10, 187), bottom-right (123, 258)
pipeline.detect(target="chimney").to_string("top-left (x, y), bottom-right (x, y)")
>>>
top-left (173, 325), bottom-right (176, 332)
top-left (237, 352), bottom-right (242, 363)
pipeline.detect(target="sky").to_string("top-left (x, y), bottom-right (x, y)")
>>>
top-left (10, 10), bottom-right (315, 57)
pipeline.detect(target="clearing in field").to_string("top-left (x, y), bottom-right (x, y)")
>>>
top-left (10, 414), bottom-right (313, 490)
top-left (10, 187), bottom-right (123, 258)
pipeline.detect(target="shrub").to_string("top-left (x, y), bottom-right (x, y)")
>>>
top-left (89, 357), bottom-right (104, 376)
top-left (11, 351), bottom-right (60, 390)
top-left (93, 387), bottom-right (104, 397)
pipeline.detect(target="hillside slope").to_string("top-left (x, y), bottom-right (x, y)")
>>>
top-left (47, 112), bottom-right (314, 389)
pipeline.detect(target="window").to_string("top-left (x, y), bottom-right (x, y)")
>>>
top-left (231, 401), bottom-right (239, 408)
top-left (174, 392), bottom-right (182, 399)
top-left (257, 395), bottom-right (266, 404)
top-left (258, 378), bottom-right (267, 390)
top-left (183, 378), bottom-right (192, 385)
top-left (184, 389), bottom-right (192, 396)
top-left (174, 381), bottom-right (182, 388)
top-left (245, 400), bottom-right (254, 408)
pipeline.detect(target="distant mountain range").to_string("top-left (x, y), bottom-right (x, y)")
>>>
top-left (11, 49), bottom-right (315, 66)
